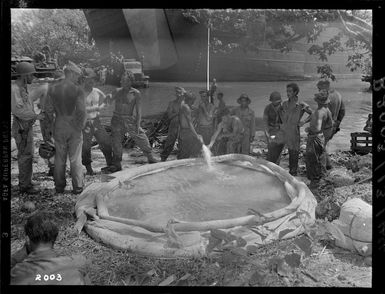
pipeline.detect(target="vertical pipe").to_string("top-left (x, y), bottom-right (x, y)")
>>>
top-left (207, 21), bottom-right (210, 93)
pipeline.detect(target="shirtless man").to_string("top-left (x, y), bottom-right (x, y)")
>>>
top-left (208, 108), bottom-right (244, 155)
top-left (45, 61), bottom-right (86, 194)
top-left (103, 71), bottom-right (157, 173)
top-left (305, 92), bottom-right (333, 188)
top-left (160, 87), bottom-right (186, 162)
top-left (197, 90), bottom-right (215, 145)
top-left (178, 93), bottom-right (203, 159)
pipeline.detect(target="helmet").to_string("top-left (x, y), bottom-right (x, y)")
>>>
top-left (39, 141), bottom-right (55, 159)
top-left (16, 62), bottom-right (36, 75)
top-left (269, 91), bottom-right (282, 102)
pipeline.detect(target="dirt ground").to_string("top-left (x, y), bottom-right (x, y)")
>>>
top-left (10, 120), bottom-right (372, 287)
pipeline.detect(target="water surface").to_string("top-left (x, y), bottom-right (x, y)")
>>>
top-left (107, 162), bottom-right (290, 225)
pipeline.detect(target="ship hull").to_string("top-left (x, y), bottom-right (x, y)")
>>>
top-left (84, 9), bottom-right (361, 82)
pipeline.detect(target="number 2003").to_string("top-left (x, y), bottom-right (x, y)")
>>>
top-left (35, 274), bottom-right (62, 281)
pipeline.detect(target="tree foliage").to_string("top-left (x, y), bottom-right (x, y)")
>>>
top-left (11, 9), bottom-right (98, 66)
top-left (182, 9), bottom-right (372, 74)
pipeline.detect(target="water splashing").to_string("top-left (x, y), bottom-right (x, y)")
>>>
top-left (201, 145), bottom-right (214, 170)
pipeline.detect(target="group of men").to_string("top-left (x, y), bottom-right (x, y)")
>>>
top-left (11, 61), bottom-right (158, 195)
top-left (160, 87), bottom-right (256, 161)
top-left (11, 59), bottom-right (344, 196)
top-left (263, 81), bottom-right (345, 187)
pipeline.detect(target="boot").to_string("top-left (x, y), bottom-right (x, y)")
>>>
top-left (85, 164), bottom-right (94, 176)
top-left (19, 185), bottom-right (40, 195)
top-left (147, 153), bottom-right (158, 164)
top-left (325, 154), bottom-right (332, 170)
top-left (101, 166), bottom-right (112, 172)
top-left (72, 187), bottom-right (83, 195)
top-left (48, 166), bottom-right (54, 177)
top-left (106, 165), bottom-right (122, 173)
top-left (288, 149), bottom-right (299, 176)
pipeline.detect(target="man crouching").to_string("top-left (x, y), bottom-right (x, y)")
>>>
top-left (11, 211), bottom-right (90, 285)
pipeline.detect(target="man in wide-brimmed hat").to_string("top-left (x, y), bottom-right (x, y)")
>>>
top-left (160, 86), bottom-right (186, 161)
top-left (317, 79), bottom-right (345, 170)
top-left (80, 68), bottom-right (112, 175)
top-left (231, 93), bottom-right (255, 155)
top-left (305, 90), bottom-right (333, 188)
top-left (270, 83), bottom-right (312, 176)
top-left (263, 91), bottom-right (283, 163)
top-left (197, 90), bottom-right (215, 145)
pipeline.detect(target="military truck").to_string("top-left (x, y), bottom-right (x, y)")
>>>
top-left (122, 59), bottom-right (150, 88)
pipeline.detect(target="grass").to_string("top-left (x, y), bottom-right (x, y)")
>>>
top-left (10, 133), bottom-right (372, 286)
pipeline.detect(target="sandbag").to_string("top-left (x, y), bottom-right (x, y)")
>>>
top-left (333, 198), bottom-right (372, 256)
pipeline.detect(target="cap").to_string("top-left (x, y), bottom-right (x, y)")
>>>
top-left (64, 61), bottom-right (82, 75)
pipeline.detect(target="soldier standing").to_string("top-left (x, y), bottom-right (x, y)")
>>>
top-left (197, 90), bottom-right (215, 145)
top-left (103, 71), bottom-right (157, 173)
top-left (231, 93), bottom-right (256, 155)
top-left (160, 87), bottom-right (186, 162)
top-left (11, 62), bottom-right (45, 194)
top-left (45, 61), bottom-right (87, 194)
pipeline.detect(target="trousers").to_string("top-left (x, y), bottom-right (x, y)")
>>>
top-left (12, 118), bottom-right (34, 189)
top-left (197, 124), bottom-right (214, 146)
top-left (53, 117), bottom-right (84, 191)
top-left (82, 117), bottom-right (112, 166)
top-left (305, 134), bottom-right (327, 181)
top-left (110, 115), bottom-right (152, 169)
top-left (177, 128), bottom-right (201, 159)
top-left (160, 119), bottom-right (179, 161)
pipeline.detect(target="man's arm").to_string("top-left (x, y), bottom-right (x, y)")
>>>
top-left (11, 86), bottom-right (39, 121)
top-left (96, 88), bottom-right (107, 108)
top-left (135, 91), bottom-right (142, 133)
top-left (183, 106), bottom-right (202, 143)
top-left (263, 106), bottom-right (270, 139)
top-left (300, 102), bottom-right (313, 125)
top-left (73, 88), bottom-right (87, 131)
top-left (336, 100), bottom-right (345, 127)
top-left (10, 243), bottom-right (30, 268)
top-left (249, 110), bottom-right (256, 141)
top-left (209, 122), bottom-right (224, 149)
top-left (307, 111), bottom-right (322, 134)
top-left (105, 88), bottom-right (119, 104)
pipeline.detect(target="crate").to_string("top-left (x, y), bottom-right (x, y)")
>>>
top-left (350, 132), bottom-right (372, 155)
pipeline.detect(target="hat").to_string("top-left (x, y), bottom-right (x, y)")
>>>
top-left (237, 93), bottom-right (251, 104)
top-left (199, 90), bottom-right (208, 95)
top-left (269, 91), bottom-right (282, 102)
top-left (314, 93), bottom-right (330, 105)
top-left (316, 80), bottom-right (330, 90)
top-left (64, 61), bottom-right (82, 75)
top-left (175, 86), bottom-right (186, 94)
top-left (83, 68), bottom-right (96, 79)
